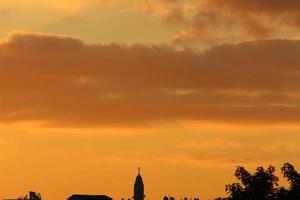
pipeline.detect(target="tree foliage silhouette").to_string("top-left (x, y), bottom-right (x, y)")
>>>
top-left (215, 163), bottom-right (300, 200)
top-left (277, 163), bottom-right (300, 199)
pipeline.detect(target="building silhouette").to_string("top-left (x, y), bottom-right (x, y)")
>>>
top-left (68, 195), bottom-right (112, 200)
top-left (133, 168), bottom-right (145, 200)
top-left (3, 191), bottom-right (42, 200)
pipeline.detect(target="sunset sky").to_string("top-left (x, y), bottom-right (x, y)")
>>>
top-left (1, 1), bottom-right (300, 200)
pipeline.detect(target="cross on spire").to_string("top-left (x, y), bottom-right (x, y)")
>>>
top-left (138, 167), bottom-right (141, 175)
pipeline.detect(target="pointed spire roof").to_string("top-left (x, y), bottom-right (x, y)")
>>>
top-left (134, 167), bottom-right (145, 200)
top-left (135, 167), bottom-right (143, 183)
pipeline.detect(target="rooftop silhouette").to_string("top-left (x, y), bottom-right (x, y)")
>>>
top-left (68, 194), bottom-right (112, 200)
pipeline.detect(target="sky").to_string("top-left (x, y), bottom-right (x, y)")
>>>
top-left (0, 0), bottom-right (300, 200)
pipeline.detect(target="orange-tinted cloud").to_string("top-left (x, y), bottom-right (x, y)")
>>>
top-left (0, 0), bottom-right (111, 12)
top-left (140, 0), bottom-right (300, 45)
top-left (0, 32), bottom-right (300, 127)
top-left (163, 138), bottom-right (300, 166)
top-left (211, 0), bottom-right (300, 34)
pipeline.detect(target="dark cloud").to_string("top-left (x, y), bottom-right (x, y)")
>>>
top-left (213, 0), bottom-right (300, 14)
top-left (146, 0), bottom-right (300, 45)
top-left (211, 0), bottom-right (300, 34)
top-left (0, 32), bottom-right (300, 127)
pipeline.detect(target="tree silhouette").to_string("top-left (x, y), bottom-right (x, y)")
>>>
top-left (215, 163), bottom-right (300, 200)
top-left (276, 163), bottom-right (300, 199)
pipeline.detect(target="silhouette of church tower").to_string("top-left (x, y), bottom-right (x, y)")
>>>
top-left (133, 167), bottom-right (145, 200)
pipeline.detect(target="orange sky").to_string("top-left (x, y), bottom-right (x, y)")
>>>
top-left (0, 1), bottom-right (300, 200)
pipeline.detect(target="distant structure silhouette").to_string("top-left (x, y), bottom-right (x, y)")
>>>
top-left (3, 191), bottom-right (42, 200)
top-left (68, 195), bottom-right (112, 200)
top-left (133, 167), bottom-right (145, 200)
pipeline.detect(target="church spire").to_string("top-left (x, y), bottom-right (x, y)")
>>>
top-left (134, 167), bottom-right (145, 200)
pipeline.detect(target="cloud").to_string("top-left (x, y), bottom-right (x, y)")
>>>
top-left (139, 0), bottom-right (300, 45)
top-left (178, 139), bottom-right (242, 150)
top-left (0, 32), bottom-right (300, 127)
top-left (160, 152), bottom-right (260, 166)
top-left (211, 0), bottom-right (300, 33)
top-left (0, 0), bottom-right (112, 14)
top-left (162, 139), bottom-right (300, 166)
